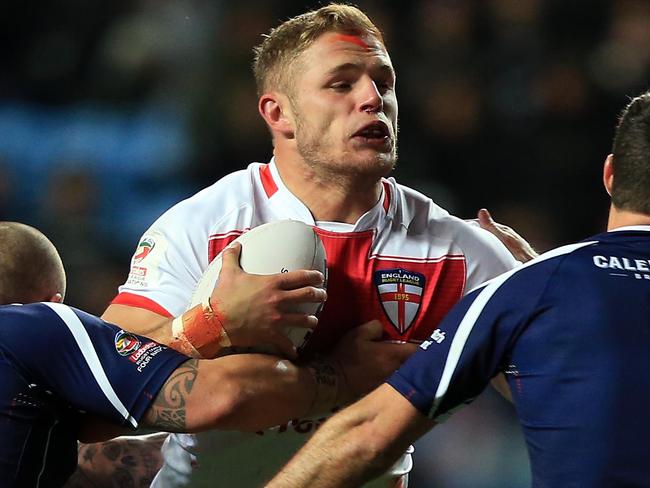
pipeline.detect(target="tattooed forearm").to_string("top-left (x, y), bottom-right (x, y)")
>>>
top-left (145, 359), bottom-right (199, 431)
top-left (64, 435), bottom-right (165, 488)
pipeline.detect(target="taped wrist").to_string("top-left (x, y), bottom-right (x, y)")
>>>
top-left (170, 299), bottom-right (231, 358)
top-left (306, 356), bottom-right (342, 416)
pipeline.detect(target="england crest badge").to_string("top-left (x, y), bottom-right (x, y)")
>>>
top-left (374, 268), bottom-right (425, 334)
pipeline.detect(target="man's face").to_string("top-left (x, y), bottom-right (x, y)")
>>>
top-left (287, 31), bottom-right (398, 179)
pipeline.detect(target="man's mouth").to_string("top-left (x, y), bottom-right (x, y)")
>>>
top-left (352, 121), bottom-right (391, 141)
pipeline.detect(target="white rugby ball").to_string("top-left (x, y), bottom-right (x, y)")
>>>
top-left (189, 220), bottom-right (327, 350)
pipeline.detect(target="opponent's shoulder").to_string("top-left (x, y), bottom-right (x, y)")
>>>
top-left (0, 303), bottom-right (107, 358)
top-left (482, 240), bottom-right (601, 298)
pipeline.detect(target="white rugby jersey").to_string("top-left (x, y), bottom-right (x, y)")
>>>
top-left (114, 159), bottom-right (518, 487)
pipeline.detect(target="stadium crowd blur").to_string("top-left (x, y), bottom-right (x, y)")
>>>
top-left (1, 1), bottom-right (648, 486)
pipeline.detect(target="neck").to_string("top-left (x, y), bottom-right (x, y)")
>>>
top-left (607, 205), bottom-right (650, 231)
top-left (273, 153), bottom-right (383, 224)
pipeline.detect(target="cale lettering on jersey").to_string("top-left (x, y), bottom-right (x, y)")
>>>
top-left (593, 255), bottom-right (650, 280)
top-left (593, 255), bottom-right (650, 272)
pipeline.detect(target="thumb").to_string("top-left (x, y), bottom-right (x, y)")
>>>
top-left (219, 242), bottom-right (243, 272)
top-left (477, 208), bottom-right (495, 229)
top-left (355, 320), bottom-right (384, 340)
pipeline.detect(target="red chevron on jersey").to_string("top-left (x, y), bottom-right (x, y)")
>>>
top-left (208, 229), bottom-right (246, 261)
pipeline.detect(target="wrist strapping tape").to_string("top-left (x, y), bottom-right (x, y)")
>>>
top-left (170, 298), bottom-right (231, 358)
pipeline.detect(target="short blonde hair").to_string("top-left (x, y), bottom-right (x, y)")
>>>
top-left (252, 3), bottom-right (384, 96)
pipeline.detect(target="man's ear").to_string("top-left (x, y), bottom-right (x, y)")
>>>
top-left (258, 92), bottom-right (295, 139)
top-left (603, 154), bottom-right (615, 196)
top-left (49, 292), bottom-right (63, 303)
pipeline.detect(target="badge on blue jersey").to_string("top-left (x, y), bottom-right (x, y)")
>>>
top-left (114, 330), bottom-right (142, 356)
top-left (374, 268), bottom-right (425, 334)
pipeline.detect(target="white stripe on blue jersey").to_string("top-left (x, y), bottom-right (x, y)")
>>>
top-left (44, 303), bottom-right (138, 427)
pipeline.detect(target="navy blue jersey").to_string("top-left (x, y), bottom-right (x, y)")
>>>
top-left (0, 302), bottom-right (188, 487)
top-left (389, 226), bottom-right (650, 487)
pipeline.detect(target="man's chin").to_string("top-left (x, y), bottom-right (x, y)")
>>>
top-left (351, 154), bottom-right (396, 178)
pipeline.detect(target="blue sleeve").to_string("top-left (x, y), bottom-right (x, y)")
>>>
top-left (0, 303), bottom-right (188, 428)
top-left (387, 257), bottom-right (559, 420)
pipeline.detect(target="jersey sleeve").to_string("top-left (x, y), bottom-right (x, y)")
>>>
top-left (459, 221), bottom-right (520, 293)
top-left (1, 303), bottom-right (188, 428)
top-left (387, 255), bottom-right (558, 421)
top-left (112, 205), bottom-right (207, 317)
top-left (112, 171), bottom-right (257, 318)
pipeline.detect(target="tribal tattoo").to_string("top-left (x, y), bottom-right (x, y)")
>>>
top-left (145, 358), bottom-right (199, 431)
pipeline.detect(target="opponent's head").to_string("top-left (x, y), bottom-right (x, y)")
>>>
top-left (604, 91), bottom-right (650, 217)
top-left (254, 4), bottom-right (398, 179)
top-left (0, 222), bottom-right (66, 305)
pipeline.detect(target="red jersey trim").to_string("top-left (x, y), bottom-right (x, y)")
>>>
top-left (370, 253), bottom-right (466, 264)
top-left (314, 228), bottom-right (375, 238)
top-left (260, 164), bottom-right (278, 198)
top-left (208, 229), bottom-right (247, 240)
top-left (111, 292), bottom-right (173, 318)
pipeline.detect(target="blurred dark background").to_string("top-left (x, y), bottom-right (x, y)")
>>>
top-left (1, 1), bottom-right (648, 486)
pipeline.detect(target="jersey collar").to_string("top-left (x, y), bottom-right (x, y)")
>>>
top-left (260, 158), bottom-right (393, 232)
top-left (609, 225), bottom-right (650, 233)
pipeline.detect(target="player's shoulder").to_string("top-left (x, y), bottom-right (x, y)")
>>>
top-left (0, 302), bottom-right (103, 327)
top-left (159, 164), bottom-right (259, 221)
top-left (389, 179), bottom-right (514, 255)
top-left (0, 303), bottom-right (100, 353)
top-left (391, 179), bottom-right (476, 234)
top-left (142, 163), bottom-right (265, 242)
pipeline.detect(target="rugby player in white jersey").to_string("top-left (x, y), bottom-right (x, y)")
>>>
top-left (79, 4), bottom-right (525, 487)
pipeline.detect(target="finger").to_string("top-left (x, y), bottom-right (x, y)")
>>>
top-left (376, 342), bottom-right (418, 361)
top-left (279, 286), bottom-right (327, 306)
top-left (219, 242), bottom-right (243, 271)
top-left (277, 269), bottom-right (325, 290)
top-left (395, 342), bottom-right (420, 357)
top-left (273, 313), bottom-right (319, 329)
top-left (265, 333), bottom-right (298, 360)
top-left (477, 208), bottom-right (495, 229)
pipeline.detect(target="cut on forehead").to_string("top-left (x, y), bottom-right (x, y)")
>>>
top-left (252, 3), bottom-right (385, 96)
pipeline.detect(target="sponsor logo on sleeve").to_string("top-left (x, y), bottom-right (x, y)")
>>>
top-left (374, 268), bottom-right (425, 334)
top-left (114, 330), bottom-right (167, 372)
top-left (115, 330), bottom-right (142, 356)
top-left (133, 237), bottom-right (156, 264)
top-left (125, 231), bottom-right (167, 288)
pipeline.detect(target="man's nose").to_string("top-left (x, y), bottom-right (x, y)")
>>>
top-left (359, 78), bottom-right (383, 113)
